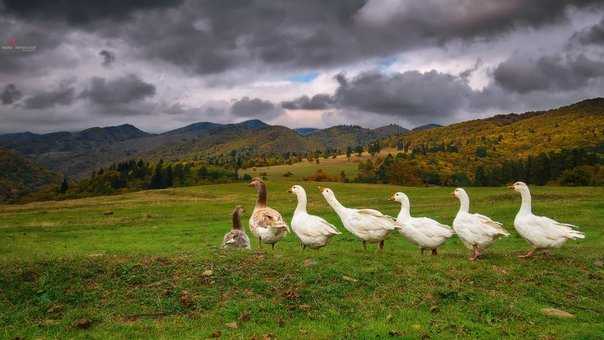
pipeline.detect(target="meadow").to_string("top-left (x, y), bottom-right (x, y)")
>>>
top-left (1, 163), bottom-right (603, 338)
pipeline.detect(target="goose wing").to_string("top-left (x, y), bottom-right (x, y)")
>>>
top-left (353, 209), bottom-right (401, 230)
top-left (473, 213), bottom-right (509, 236)
top-left (252, 207), bottom-right (290, 232)
top-left (533, 214), bottom-right (585, 240)
top-left (414, 217), bottom-right (455, 238)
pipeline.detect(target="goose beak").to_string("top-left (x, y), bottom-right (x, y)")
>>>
top-left (287, 189), bottom-right (292, 193)
top-left (317, 186), bottom-right (323, 192)
top-left (451, 191), bottom-right (456, 197)
top-left (388, 195), bottom-right (395, 201)
top-left (507, 185), bottom-right (515, 190)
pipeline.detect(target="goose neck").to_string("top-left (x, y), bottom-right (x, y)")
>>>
top-left (232, 211), bottom-right (242, 230)
top-left (519, 189), bottom-right (532, 215)
top-left (295, 192), bottom-right (308, 214)
top-left (255, 183), bottom-right (267, 208)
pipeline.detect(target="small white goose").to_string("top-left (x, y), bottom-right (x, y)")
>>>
top-left (248, 178), bottom-right (289, 249)
top-left (510, 181), bottom-right (585, 257)
top-left (390, 192), bottom-right (454, 255)
top-left (289, 185), bottom-right (340, 249)
top-left (453, 188), bottom-right (509, 260)
top-left (320, 187), bottom-right (401, 250)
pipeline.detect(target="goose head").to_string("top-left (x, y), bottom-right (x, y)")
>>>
top-left (318, 186), bottom-right (335, 200)
top-left (233, 205), bottom-right (245, 215)
top-left (453, 187), bottom-right (468, 200)
top-left (509, 181), bottom-right (529, 193)
top-left (288, 184), bottom-right (306, 197)
top-left (390, 192), bottom-right (410, 207)
top-left (248, 177), bottom-right (264, 189)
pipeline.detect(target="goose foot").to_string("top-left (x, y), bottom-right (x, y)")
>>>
top-left (469, 246), bottom-right (480, 261)
top-left (379, 240), bottom-right (384, 251)
top-left (518, 248), bottom-right (536, 258)
top-left (431, 249), bottom-right (437, 256)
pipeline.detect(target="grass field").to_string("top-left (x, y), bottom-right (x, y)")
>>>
top-left (1, 172), bottom-right (603, 338)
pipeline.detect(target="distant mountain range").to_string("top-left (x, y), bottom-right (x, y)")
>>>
top-left (2, 97), bottom-right (602, 188)
top-left (0, 120), bottom-right (415, 178)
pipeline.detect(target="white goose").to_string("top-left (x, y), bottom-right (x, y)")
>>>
top-left (320, 187), bottom-right (401, 250)
top-left (510, 181), bottom-right (584, 257)
top-left (289, 185), bottom-right (340, 249)
top-left (248, 178), bottom-right (289, 249)
top-left (390, 192), bottom-right (454, 255)
top-left (453, 188), bottom-right (509, 260)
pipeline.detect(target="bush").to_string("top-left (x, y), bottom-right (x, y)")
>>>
top-left (559, 167), bottom-right (592, 186)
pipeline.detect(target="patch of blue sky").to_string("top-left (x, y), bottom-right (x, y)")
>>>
top-left (288, 71), bottom-right (319, 83)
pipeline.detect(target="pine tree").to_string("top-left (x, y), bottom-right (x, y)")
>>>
top-left (149, 160), bottom-right (164, 189)
top-left (59, 177), bottom-right (69, 194)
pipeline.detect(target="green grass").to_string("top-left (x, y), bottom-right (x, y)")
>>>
top-left (1, 176), bottom-right (603, 338)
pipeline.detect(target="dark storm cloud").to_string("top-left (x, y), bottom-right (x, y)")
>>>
top-left (81, 74), bottom-right (156, 105)
top-left (8, 0), bottom-right (597, 75)
top-left (230, 97), bottom-right (282, 120)
top-left (99, 50), bottom-right (115, 67)
top-left (1, 0), bottom-right (182, 25)
top-left (570, 18), bottom-right (604, 46)
top-left (281, 94), bottom-right (334, 110)
top-left (23, 82), bottom-right (76, 109)
top-left (333, 71), bottom-right (473, 120)
top-left (1, 84), bottom-right (22, 105)
top-left (493, 54), bottom-right (604, 94)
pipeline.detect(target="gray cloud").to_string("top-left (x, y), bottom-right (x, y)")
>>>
top-left (281, 94), bottom-right (334, 110)
top-left (99, 50), bottom-right (115, 67)
top-left (81, 74), bottom-right (156, 105)
top-left (230, 97), bottom-right (282, 120)
top-left (493, 54), bottom-right (604, 94)
top-left (1, 0), bottom-right (182, 26)
top-left (1, 84), bottom-right (23, 105)
top-left (23, 82), bottom-right (76, 109)
top-left (570, 18), bottom-right (604, 46)
top-left (333, 71), bottom-right (473, 122)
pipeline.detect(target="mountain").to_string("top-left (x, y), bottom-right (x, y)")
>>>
top-left (0, 148), bottom-right (60, 202)
top-left (0, 120), bottom-right (406, 178)
top-left (294, 128), bottom-right (319, 136)
top-left (412, 124), bottom-right (442, 132)
top-left (376, 98), bottom-right (604, 184)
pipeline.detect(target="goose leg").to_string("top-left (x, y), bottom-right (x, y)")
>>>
top-left (379, 240), bottom-right (384, 251)
top-left (258, 237), bottom-right (262, 248)
top-left (271, 243), bottom-right (275, 250)
top-left (431, 249), bottom-right (438, 256)
top-left (421, 248), bottom-right (425, 255)
top-left (469, 245), bottom-right (480, 261)
top-left (518, 247), bottom-right (536, 258)
top-left (303, 245), bottom-right (307, 250)
top-left (362, 241), bottom-right (367, 251)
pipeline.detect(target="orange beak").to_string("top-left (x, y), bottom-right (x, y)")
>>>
top-left (508, 185), bottom-right (515, 190)
top-left (388, 195), bottom-right (395, 201)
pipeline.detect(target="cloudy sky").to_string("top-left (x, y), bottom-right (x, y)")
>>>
top-left (1, 0), bottom-right (604, 133)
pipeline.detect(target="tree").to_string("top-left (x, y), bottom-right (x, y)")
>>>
top-left (346, 146), bottom-right (352, 161)
top-left (354, 145), bottom-right (363, 157)
top-left (163, 164), bottom-right (174, 187)
top-left (59, 177), bottom-right (69, 194)
top-left (149, 160), bottom-right (164, 189)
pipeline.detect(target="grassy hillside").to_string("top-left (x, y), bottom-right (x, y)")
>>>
top-left (1, 178), bottom-right (603, 338)
top-left (0, 148), bottom-right (60, 202)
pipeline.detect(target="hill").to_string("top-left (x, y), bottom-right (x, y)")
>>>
top-left (371, 98), bottom-right (604, 186)
top-left (0, 148), bottom-right (60, 201)
top-left (0, 121), bottom-right (407, 178)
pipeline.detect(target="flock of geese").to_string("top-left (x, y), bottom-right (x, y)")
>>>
top-left (221, 178), bottom-right (585, 260)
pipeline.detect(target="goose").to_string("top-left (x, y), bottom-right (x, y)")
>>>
top-left (289, 185), bottom-right (341, 249)
top-left (452, 188), bottom-right (509, 260)
top-left (510, 181), bottom-right (585, 257)
top-left (320, 187), bottom-right (401, 250)
top-left (221, 205), bottom-right (251, 249)
top-left (248, 177), bottom-right (289, 249)
top-left (390, 192), bottom-right (454, 255)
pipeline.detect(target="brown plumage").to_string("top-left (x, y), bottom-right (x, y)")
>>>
top-left (248, 178), bottom-right (289, 249)
top-left (221, 205), bottom-right (251, 249)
